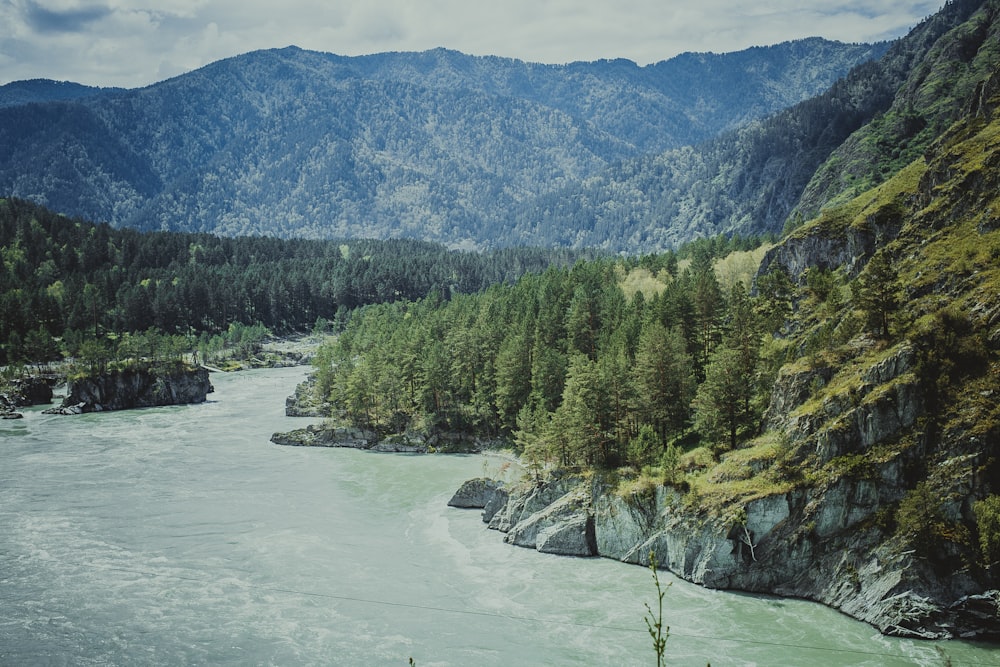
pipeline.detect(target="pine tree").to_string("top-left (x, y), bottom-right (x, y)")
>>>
top-left (852, 250), bottom-right (899, 339)
top-left (631, 321), bottom-right (695, 445)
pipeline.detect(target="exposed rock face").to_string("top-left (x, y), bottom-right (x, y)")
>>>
top-left (11, 376), bottom-right (56, 406)
top-left (284, 374), bottom-right (328, 417)
top-left (505, 486), bottom-right (595, 556)
top-left (1, 375), bottom-right (58, 416)
top-left (756, 206), bottom-right (904, 285)
top-left (453, 339), bottom-right (1000, 640)
top-left (270, 424), bottom-right (378, 449)
top-left (270, 423), bottom-right (498, 454)
top-left (448, 478), bottom-right (504, 508)
top-left (43, 367), bottom-right (212, 414)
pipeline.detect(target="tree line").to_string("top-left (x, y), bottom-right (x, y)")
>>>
top-left (0, 197), bottom-right (596, 365)
top-left (313, 245), bottom-right (810, 469)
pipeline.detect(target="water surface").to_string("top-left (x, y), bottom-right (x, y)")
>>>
top-left (1, 367), bottom-right (996, 666)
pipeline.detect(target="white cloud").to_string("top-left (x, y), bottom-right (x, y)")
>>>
top-left (0, 0), bottom-right (945, 87)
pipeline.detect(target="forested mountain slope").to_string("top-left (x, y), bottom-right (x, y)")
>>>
top-left (0, 79), bottom-right (117, 108)
top-left (297, 59), bottom-right (1000, 641)
top-left (0, 40), bottom-right (884, 247)
top-left (505, 0), bottom-right (993, 251)
top-left (0, 197), bottom-right (596, 364)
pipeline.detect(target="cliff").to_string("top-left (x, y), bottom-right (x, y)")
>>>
top-left (43, 366), bottom-right (213, 414)
top-left (450, 68), bottom-right (1000, 640)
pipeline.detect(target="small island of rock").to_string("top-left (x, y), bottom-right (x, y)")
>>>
top-left (43, 366), bottom-right (213, 414)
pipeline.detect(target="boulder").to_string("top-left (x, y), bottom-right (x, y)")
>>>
top-left (504, 487), bottom-right (595, 557)
top-left (448, 478), bottom-right (503, 508)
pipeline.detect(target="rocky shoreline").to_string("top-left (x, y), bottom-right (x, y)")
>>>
top-left (449, 473), bottom-right (1000, 641)
top-left (281, 340), bottom-right (1000, 640)
top-left (269, 422), bottom-right (503, 454)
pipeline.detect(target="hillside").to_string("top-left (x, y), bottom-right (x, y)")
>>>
top-left (0, 40), bottom-right (884, 247)
top-left (0, 197), bottom-right (596, 365)
top-left (0, 79), bottom-right (117, 108)
top-left (290, 64), bottom-right (1000, 639)
top-left (504, 0), bottom-right (993, 251)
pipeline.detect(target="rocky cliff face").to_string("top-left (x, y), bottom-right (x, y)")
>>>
top-left (44, 366), bottom-right (213, 414)
top-left (449, 102), bottom-right (1000, 637)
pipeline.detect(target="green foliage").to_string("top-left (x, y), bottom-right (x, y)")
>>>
top-left (632, 322), bottom-right (695, 444)
top-left (894, 482), bottom-right (971, 558)
top-left (851, 251), bottom-right (900, 339)
top-left (0, 198), bottom-right (591, 364)
top-left (311, 249), bottom-right (779, 467)
top-left (973, 495), bottom-right (1000, 569)
top-left (644, 551), bottom-right (670, 667)
top-left (754, 266), bottom-right (794, 333)
top-left (627, 425), bottom-right (661, 469)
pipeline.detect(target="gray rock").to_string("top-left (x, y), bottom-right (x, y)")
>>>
top-left (270, 424), bottom-right (375, 448)
top-left (43, 367), bottom-right (212, 414)
top-left (504, 487), bottom-right (595, 557)
top-left (482, 486), bottom-right (509, 524)
top-left (537, 514), bottom-right (596, 556)
top-left (448, 478), bottom-right (503, 508)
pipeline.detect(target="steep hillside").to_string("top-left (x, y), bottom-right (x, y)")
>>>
top-left (793, 0), bottom-right (1000, 220)
top-left (506, 0), bottom-right (991, 251)
top-left (423, 68), bottom-right (1000, 639)
top-left (0, 40), bottom-right (883, 246)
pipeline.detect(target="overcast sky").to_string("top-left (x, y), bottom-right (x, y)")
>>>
top-left (1, 0), bottom-right (945, 88)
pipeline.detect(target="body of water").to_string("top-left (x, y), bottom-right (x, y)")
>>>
top-left (1, 367), bottom-right (997, 666)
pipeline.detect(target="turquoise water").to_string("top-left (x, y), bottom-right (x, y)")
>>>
top-left (1, 367), bottom-right (997, 666)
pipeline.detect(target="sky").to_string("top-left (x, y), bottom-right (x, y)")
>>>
top-left (0, 0), bottom-right (946, 88)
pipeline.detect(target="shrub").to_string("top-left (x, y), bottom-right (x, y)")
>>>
top-left (973, 495), bottom-right (1000, 568)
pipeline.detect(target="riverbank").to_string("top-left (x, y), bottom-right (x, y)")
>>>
top-left (450, 469), bottom-right (1000, 641)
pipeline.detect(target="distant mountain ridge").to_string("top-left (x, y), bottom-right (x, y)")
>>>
top-left (509, 0), bottom-right (995, 250)
top-left (0, 38), bottom-right (885, 249)
top-left (0, 79), bottom-right (119, 108)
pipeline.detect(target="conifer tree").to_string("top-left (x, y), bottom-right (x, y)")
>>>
top-left (852, 250), bottom-right (899, 339)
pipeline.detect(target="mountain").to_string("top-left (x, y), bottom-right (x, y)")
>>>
top-left (0, 39), bottom-right (885, 248)
top-left (507, 0), bottom-right (995, 251)
top-left (0, 79), bottom-right (119, 108)
top-left (288, 59), bottom-right (1000, 641)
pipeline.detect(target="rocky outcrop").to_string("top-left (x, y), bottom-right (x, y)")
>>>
top-left (448, 478), bottom-right (504, 508)
top-left (42, 366), bottom-right (212, 414)
top-left (270, 423), bottom-right (500, 454)
top-left (452, 339), bottom-right (1000, 640)
top-left (756, 202), bottom-right (905, 285)
top-left (461, 470), bottom-right (999, 639)
top-left (284, 374), bottom-right (327, 417)
top-left (1, 375), bottom-right (58, 416)
top-left (270, 424), bottom-right (378, 449)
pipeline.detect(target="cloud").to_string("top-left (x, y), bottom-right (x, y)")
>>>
top-left (0, 0), bottom-right (947, 87)
top-left (22, 0), bottom-right (111, 34)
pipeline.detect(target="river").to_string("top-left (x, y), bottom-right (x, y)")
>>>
top-left (1, 367), bottom-right (997, 666)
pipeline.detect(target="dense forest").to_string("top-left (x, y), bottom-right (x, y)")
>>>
top-left (0, 197), bottom-right (596, 366)
top-left (310, 240), bottom-right (796, 470)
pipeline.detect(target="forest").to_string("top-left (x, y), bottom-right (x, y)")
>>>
top-left (0, 197), bottom-right (597, 367)
top-left (308, 238), bottom-right (857, 471)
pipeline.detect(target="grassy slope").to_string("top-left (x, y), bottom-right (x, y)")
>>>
top-left (679, 73), bottom-right (1000, 552)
